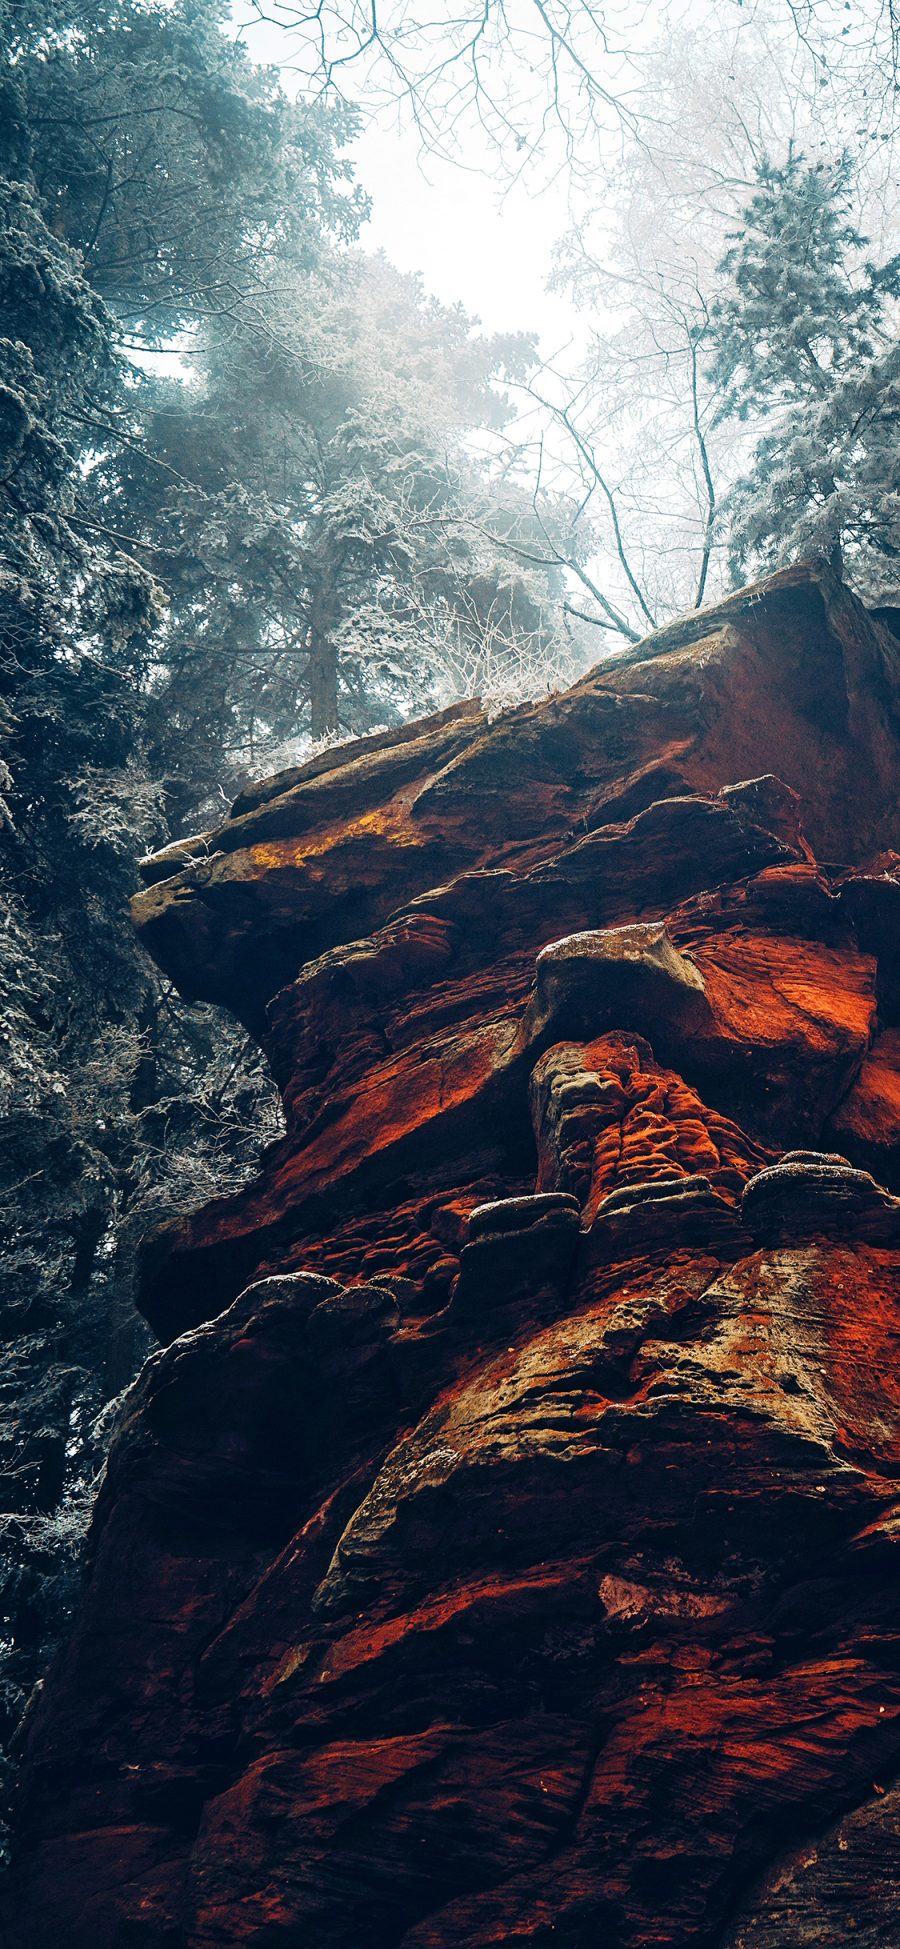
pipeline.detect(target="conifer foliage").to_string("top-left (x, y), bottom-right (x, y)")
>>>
top-left (709, 150), bottom-right (900, 589)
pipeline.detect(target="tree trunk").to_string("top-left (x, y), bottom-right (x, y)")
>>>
top-left (309, 634), bottom-right (338, 739)
top-left (69, 1207), bottom-right (106, 1295)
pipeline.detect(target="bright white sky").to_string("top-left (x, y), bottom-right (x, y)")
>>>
top-left (350, 120), bottom-right (579, 347)
top-left (234, 5), bottom-right (587, 353)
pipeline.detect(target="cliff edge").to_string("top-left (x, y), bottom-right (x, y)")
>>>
top-left (7, 559), bottom-right (900, 1947)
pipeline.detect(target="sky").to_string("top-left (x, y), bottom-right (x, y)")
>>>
top-left (349, 119), bottom-right (579, 347)
top-left (233, 3), bottom-right (591, 354)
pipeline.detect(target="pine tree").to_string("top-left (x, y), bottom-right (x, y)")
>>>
top-left (93, 249), bottom-right (564, 779)
top-left (708, 149), bottom-right (900, 590)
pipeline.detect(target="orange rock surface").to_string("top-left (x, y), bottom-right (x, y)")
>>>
top-left (7, 559), bottom-right (900, 1948)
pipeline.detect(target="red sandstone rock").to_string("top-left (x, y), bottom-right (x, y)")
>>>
top-left (7, 560), bottom-right (900, 1947)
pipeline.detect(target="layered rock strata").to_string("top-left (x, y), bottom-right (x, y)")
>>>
top-left (7, 559), bottom-right (900, 1947)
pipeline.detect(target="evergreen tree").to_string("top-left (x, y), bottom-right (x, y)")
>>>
top-left (92, 249), bottom-right (564, 787)
top-left (708, 150), bottom-right (900, 589)
top-left (12, 0), bottom-right (365, 332)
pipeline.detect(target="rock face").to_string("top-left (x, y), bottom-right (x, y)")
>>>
top-left (7, 559), bottom-right (900, 1947)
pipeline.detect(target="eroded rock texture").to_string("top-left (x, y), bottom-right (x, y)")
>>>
top-left (8, 560), bottom-right (900, 1947)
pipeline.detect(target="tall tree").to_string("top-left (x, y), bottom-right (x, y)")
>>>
top-left (0, 0), bottom-right (366, 1349)
top-left (92, 248), bottom-right (568, 796)
top-left (708, 149), bottom-right (900, 588)
top-left (515, 0), bottom-right (900, 641)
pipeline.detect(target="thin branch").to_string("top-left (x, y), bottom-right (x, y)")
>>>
top-left (687, 326), bottom-right (717, 609)
top-left (521, 381), bottom-right (658, 630)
